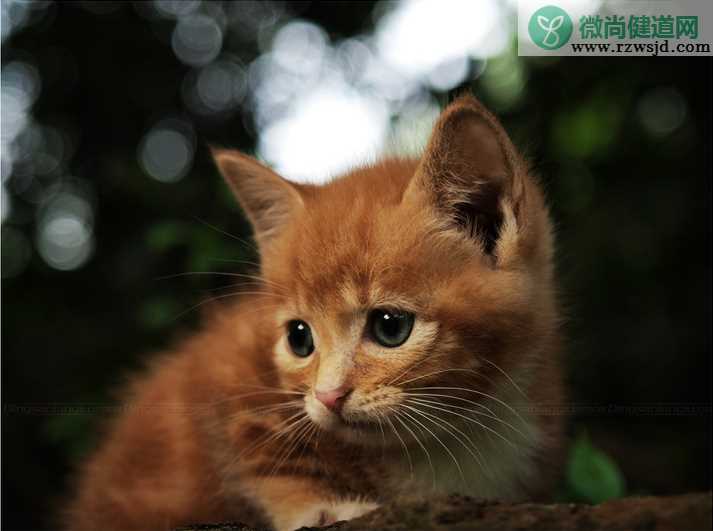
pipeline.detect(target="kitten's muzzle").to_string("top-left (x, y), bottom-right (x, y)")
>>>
top-left (314, 385), bottom-right (352, 414)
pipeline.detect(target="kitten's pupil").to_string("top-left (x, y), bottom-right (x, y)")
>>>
top-left (369, 309), bottom-right (414, 348)
top-left (287, 320), bottom-right (314, 357)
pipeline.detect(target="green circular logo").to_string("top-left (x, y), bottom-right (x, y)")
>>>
top-left (528, 5), bottom-right (573, 50)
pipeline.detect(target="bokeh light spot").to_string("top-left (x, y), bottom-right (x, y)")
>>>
top-left (36, 190), bottom-right (95, 271)
top-left (258, 85), bottom-right (389, 183)
top-left (426, 56), bottom-right (470, 92)
top-left (1, 61), bottom-right (41, 147)
top-left (387, 96), bottom-right (440, 157)
top-left (188, 58), bottom-right (247, 115)
top-left (480, 50), bottom-right (526, 111)
top-left (171, 14), bottom-right (223, 67)
top-left (154, 0), bottom-right (200, 19)
top-left (375, 0), bottom-right (506, 77)
top-left (271, 20), bottom-right (328, 77)
top-left (138, 120), bottom-right (195, 183)
top-left (637, 87), bottom-right (687, 138)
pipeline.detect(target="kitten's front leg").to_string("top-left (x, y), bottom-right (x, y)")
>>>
top-left (248, 477), bottom-right (378, 531)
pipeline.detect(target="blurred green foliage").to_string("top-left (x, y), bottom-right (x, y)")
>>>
top-left (44, 410), bottom-right (98, 464)
top-left (565, 431), bottom-right (626, 504)
top-left (139, 296), bottom-right (183, 330)
top-left (552, 93), bottom-right (625, 160)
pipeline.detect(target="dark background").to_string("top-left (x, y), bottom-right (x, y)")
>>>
top-left (2, 2), bottom-right (711, 530)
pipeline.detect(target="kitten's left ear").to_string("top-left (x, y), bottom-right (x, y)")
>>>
top-left (211, 148), bottom-right (304, 251)
top-left (406, 94), bottom-right (529, 259)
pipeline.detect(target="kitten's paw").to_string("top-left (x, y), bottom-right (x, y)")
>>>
top-left (327, 499), bottom-right (380, 523)
top-left (281, 499), bottom-right (379, 530)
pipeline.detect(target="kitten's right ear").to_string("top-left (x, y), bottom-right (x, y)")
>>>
top-left (405, 95), bottom-right (528, 261)
top-left (211, 148), bottom-right (303, 249)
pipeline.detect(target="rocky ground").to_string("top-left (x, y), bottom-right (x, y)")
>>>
top-left (177, 491), bottom-right (711, 531)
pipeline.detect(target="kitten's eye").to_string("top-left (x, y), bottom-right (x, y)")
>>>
top-left (368, 309), bottom-right (415, 348)
top-left (287, 320), bottom-right (314, 358)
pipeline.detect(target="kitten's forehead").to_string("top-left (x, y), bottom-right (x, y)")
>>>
top-left (264, 158), bottom-right (475, 314)
top-left (288, 257), bottom-right (419, 317)
top-left (274, 224), bottom-right (428, 317)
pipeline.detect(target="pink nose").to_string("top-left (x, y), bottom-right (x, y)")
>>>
top-left (315, 386), bottom-right (352, 413)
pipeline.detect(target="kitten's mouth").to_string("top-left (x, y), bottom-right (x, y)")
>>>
top-left (340, 417), bottom-right (382, 432)
top-left (317, 408), bottom-right (383, 432)
top-left (305, 400), bottom-right (382, 435)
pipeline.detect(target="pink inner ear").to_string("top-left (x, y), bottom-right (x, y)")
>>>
top-left (211, 148), bottom-right (304, 249)
top-left (456, 116), bottom-right (510, 179)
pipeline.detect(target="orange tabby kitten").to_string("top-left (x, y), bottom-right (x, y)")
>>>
top-left (65, 95), bottom-right (565, 531)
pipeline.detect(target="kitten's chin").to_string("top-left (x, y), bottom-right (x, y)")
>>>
top-left (304, 397), bottom-right (342, 431)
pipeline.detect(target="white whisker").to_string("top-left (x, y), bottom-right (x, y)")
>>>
top-left (410, 386), bottom-right (528, 427)
top-left (480, 357), bottom-right (528, 399)
top-left (384, 412), bottom-right (413, 477)
top-left (397, 407), bottom-right (466, 485)
top-left (402, 402), bottom-right (490, 479)
top-left (406, 396), bottom-right (527, 439)
top-left (388, 353), bottom-right (447, 386)
top-left (406, 399), bottom-right (517, 449)
top-left (391, 409), bottom-right (436, 488)
top-left (397, 367), bottom-right (482, 387)
top-left (402, 391), bottom-right (498, 417)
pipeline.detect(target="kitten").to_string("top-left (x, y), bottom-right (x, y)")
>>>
top-left (65, 95), bottom-right (565, 531)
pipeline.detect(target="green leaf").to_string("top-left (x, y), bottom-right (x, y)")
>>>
top-left (567, 431), bottom-right (626, 504)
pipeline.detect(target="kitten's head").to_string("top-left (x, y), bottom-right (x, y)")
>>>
top-left (213, 95), bottom-right (557, 444)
